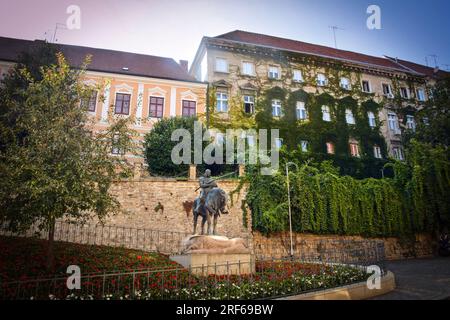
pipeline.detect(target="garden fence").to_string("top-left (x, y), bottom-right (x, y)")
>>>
top-left (0, 220), bottom-right (249, 255)
top-left (0, 254), bottom-right (386, 300)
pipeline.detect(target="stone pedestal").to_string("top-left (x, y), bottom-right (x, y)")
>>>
top-left (170, 235), bottom-right (255, 275)
top-left (170, 252), bottom-right (255, 276)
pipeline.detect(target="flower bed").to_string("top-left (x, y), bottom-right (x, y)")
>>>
top-left (0, 236), bottom-right (179, 282)
top-left (0, 236), bottom-right (371, 300)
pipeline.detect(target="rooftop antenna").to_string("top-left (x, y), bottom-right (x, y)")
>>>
top-left (426, 54), bottom-right (438, 68)
top-left (329, 26), bottom-right (344, 49)
top-left (52, 23), bottom-right (67, 43)
top-left (429, 54), bottom-right (438, 68)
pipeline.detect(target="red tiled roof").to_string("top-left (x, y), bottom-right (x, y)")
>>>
top-left (0, 36), bottom-right (199, 83)
top-left (385, 56), bottom-right (450, 79)
top-left (213, 30), bottom-right (414, 73)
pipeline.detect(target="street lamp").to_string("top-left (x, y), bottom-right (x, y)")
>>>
top-left (285, 162), bottom-right (298, 258)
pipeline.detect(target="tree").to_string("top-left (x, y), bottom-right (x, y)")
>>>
top-left (144, 116), bottom-right (201, 177)
top-left (143, 116), bottom-right (238, 177)
top-left (0, 42), bottom-right (59, 151)
top-left (0, 53), bottom-right (137, 270)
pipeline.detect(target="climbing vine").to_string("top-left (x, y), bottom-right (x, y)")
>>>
top-left (239, 148), bottom-right (448, 237)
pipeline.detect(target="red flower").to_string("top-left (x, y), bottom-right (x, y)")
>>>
top-left (137, 255), bottom-right (142, 260)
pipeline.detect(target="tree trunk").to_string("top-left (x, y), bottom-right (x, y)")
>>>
top-left (46, 219), bottom-right (56, 272)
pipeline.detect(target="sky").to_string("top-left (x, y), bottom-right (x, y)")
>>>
top-left (0, 0), bottom-right (449, 70)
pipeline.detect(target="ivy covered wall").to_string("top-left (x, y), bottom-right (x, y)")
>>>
top-left (208, 86), bottom-right (390, 179)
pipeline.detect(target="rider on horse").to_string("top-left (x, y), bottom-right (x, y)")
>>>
top-left (195, 169), bottom-right (217, 215)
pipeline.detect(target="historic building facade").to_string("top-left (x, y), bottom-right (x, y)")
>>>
top-left (0, 37), bottom-right (208, 163)
top-left (190, 30), bottom-right (447, 175)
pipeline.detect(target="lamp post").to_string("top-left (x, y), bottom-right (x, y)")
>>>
top-left (285, 162), bottom-right (298, 258)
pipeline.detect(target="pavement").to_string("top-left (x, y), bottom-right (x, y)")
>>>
top-left (371, 257), bottom-right (450, 300)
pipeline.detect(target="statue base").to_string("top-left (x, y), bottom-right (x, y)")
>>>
top-left (170, 235), bottom-right (255, 275)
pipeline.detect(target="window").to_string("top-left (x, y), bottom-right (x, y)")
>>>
top-left (275, 138), bottom-right (283, 150)
top-left (406, 115), bottom-right (416, 131)
top-left (388, 113), bottom-right (400, 133)
top-left (272, 99), bottom-right (282, 117)
top-left (114, 93), bottom-right (131, 115)
top-left (243, 95), bottom-right (255, 114)
top-left (416, 88), bottom-right (426, 101)
top-left (182, 100), bottom-right (196, 117)
top-left (268, 66), bottom-right (280, 79)
top-left (368, 111), bottom-right (377, 127)
top-left (423, 117), bottom-right (429, 126)
top-left (216, 92), bottom-right (228, 112)
top-left (111, 134), bottom-right (124, 155)
top-left (300, 140), bottom-right (308, 152)
top-left (349, 142), bottom-right (360, 157)
top-left (149, 96), bottom-right (164, 118)
top-left (293, 69), bottom-right (303, 82)
top-left (326, 142), bottom-right (335, 154)
top-left (296, 101), bottom-right (308, 120)
top-left (322, 105), bottom-right (331, 122)
top-left (215, 58), bottom-right (228, 73)
top-left (393, 147), bottom-right (404, 161)
top-left (340, 77), bottom-right (351, 90)
top-left (374, 145), bottom-right (382, 159)
top-left (362, 80), bottom-right (371, 93)
top-left (345, 109), bottom-right (355, 124)
top-left (400, 87), bottom-right (409, 99)
top-left (382, 84), bottom-right (393, 97)
top-left (81, 91), bottom-right (97, 112)
top-left (242, 61), bottom-right (254, 75)
top-left (317, 74), bottom-right (327, 86)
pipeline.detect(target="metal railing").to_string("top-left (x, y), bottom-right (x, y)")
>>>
top-left (0, 220), bottom-right (250, 255)
top-left (254, 238), bottom-right (385, 266)
top-left (0, 254), bottom-right (383, 300)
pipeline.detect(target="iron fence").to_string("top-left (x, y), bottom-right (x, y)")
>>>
top-left (0, 221), bottom-right (249, 255)
top-left (254, 238), bottom-right (386, 268)
top-left (0, 253), bottom-right (385, 300)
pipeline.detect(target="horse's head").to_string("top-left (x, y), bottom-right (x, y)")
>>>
top-left (221, 190), bottom-right (230, 215)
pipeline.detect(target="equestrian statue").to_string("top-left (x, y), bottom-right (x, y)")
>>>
top-left (192, 169), bottom-right (231, 235)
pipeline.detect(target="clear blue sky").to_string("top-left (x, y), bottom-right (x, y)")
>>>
top-left (0, 0), bottom-right (449, 69)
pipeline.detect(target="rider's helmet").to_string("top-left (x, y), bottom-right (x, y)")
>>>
top-left (205, 169), bottom-right (211, 177)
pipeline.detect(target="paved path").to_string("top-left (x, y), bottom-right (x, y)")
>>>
top-left (372, 257), bottom-right (450, 300)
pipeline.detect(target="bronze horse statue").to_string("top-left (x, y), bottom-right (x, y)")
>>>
top-left (193, 188), bottom-right (229, 235)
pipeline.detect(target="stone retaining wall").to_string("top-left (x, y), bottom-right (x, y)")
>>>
top-left (253, 232), bottom-right (434, 261)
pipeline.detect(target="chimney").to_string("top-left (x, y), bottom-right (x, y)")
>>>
top-left (179, 60), bottom-right (188, 72)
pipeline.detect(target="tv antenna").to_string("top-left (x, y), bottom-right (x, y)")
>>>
top-left (329, 25), bottom-right (344, 49)
top-left (425, 54), bottom-right (438, 68)
top-left (52, 23), bottom-right (67, 43)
